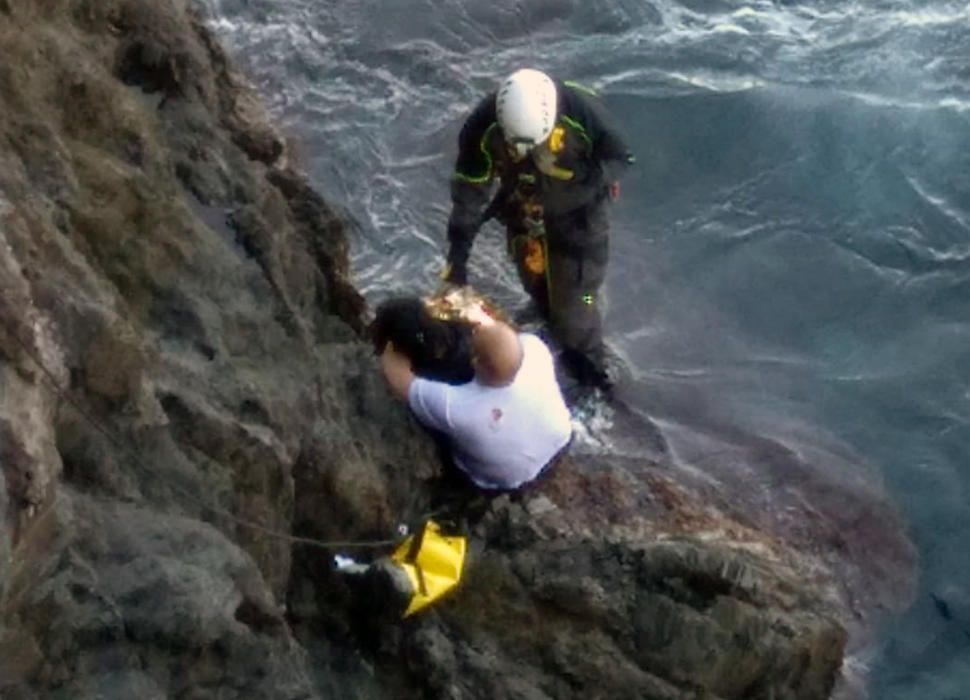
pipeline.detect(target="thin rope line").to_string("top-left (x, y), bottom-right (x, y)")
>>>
top-left (0, 311), bottom-right (404, 551)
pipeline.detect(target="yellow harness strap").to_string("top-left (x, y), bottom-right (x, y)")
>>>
top-left (523, 237), bottom-right (546, 275)
top-left (533, 126), bottom-right (574, 180)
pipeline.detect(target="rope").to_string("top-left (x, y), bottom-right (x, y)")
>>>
top-left (0, 311), bottom-right (406, 551)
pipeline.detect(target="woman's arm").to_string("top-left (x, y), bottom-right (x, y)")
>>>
top-left (380, 342), bottom-right (416, 400)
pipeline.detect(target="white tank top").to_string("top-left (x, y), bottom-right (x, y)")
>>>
top-left (409, 333), bottom-right (572, 489)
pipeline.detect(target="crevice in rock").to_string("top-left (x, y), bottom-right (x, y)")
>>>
top-left (238, 399), bottom-right (270, 426)
top-left (654, 570), bottom-right (740, 612)
top-left (115, 40), bottom-right (185, 98)
top-left (234, 596), bottom-right (285, 638)
top-left (59, 447), bottom-right (98, 492)
top-left (147, 289), bottom-right (212, 355)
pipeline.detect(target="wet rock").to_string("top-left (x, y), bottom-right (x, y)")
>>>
top-left (405, 456), bottom-right (849, 699)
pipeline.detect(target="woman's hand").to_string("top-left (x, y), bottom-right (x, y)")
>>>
top-left (461, 301), bottom-right (495, 329)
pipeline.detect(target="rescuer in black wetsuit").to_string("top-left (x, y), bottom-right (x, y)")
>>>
top-left (441, 68), bottom-right (634, 390)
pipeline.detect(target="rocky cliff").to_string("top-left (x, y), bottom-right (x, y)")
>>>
top-left (0, 2), bottom-right (916, 699)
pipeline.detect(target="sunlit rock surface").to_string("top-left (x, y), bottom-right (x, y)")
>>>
top-left (0, 2), bottom-right (915, 698)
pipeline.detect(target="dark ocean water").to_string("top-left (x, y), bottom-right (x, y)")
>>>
top-left (199, 1), bottom-right (970, 695)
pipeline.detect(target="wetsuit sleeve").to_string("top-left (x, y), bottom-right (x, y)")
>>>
top-left (563, 83), bottom-right (635, 181)
top-left (445, 94), bottom-right (498, 284)
top-left (408, 377), bottom-right (453, 433)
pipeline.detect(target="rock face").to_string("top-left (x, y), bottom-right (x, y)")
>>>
top-left (0, 2), bottom-right (915, 699)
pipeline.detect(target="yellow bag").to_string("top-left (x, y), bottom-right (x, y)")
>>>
top-left (390, 520), bottom-right (467, 617)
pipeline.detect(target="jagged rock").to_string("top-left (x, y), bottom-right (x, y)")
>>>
top-left (4, 489), bottom-right (315, 698)
top-left (0, 1), bottom-right (915, 699)
top-left (383, 456), bottom-right (848, 699)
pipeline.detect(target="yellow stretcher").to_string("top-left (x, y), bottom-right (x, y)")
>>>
top-left (390, 520), bottom-right (467, 617)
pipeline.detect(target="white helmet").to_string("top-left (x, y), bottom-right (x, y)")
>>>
top-left (496, 68), bottom-right (557, 157)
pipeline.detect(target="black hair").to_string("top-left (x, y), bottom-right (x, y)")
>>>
top-left (370, 297), bottom-right (474, 385)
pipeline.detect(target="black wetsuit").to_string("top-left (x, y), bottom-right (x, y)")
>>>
top-left (444, 80), bottom-right (634, 385)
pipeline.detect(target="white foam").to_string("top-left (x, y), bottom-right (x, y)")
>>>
top-left (570, 396), bottom-right (617, 452)
top-left (386, 154), bottom-right (448, 171)
top-left (939, 97), bottom-right (970, 113)
top-left (888, 7), bottom-right (970, 28)
top-left (844, 89), bottom-right (970, 115)
top-left (711, 23), bottom-right (751, 36)
top-left (731, 7), bottom-right (770, 20)
top-left (905, 175), bottom-right (970, 233)
top-left (666, 71), bottom-right (764, 93)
